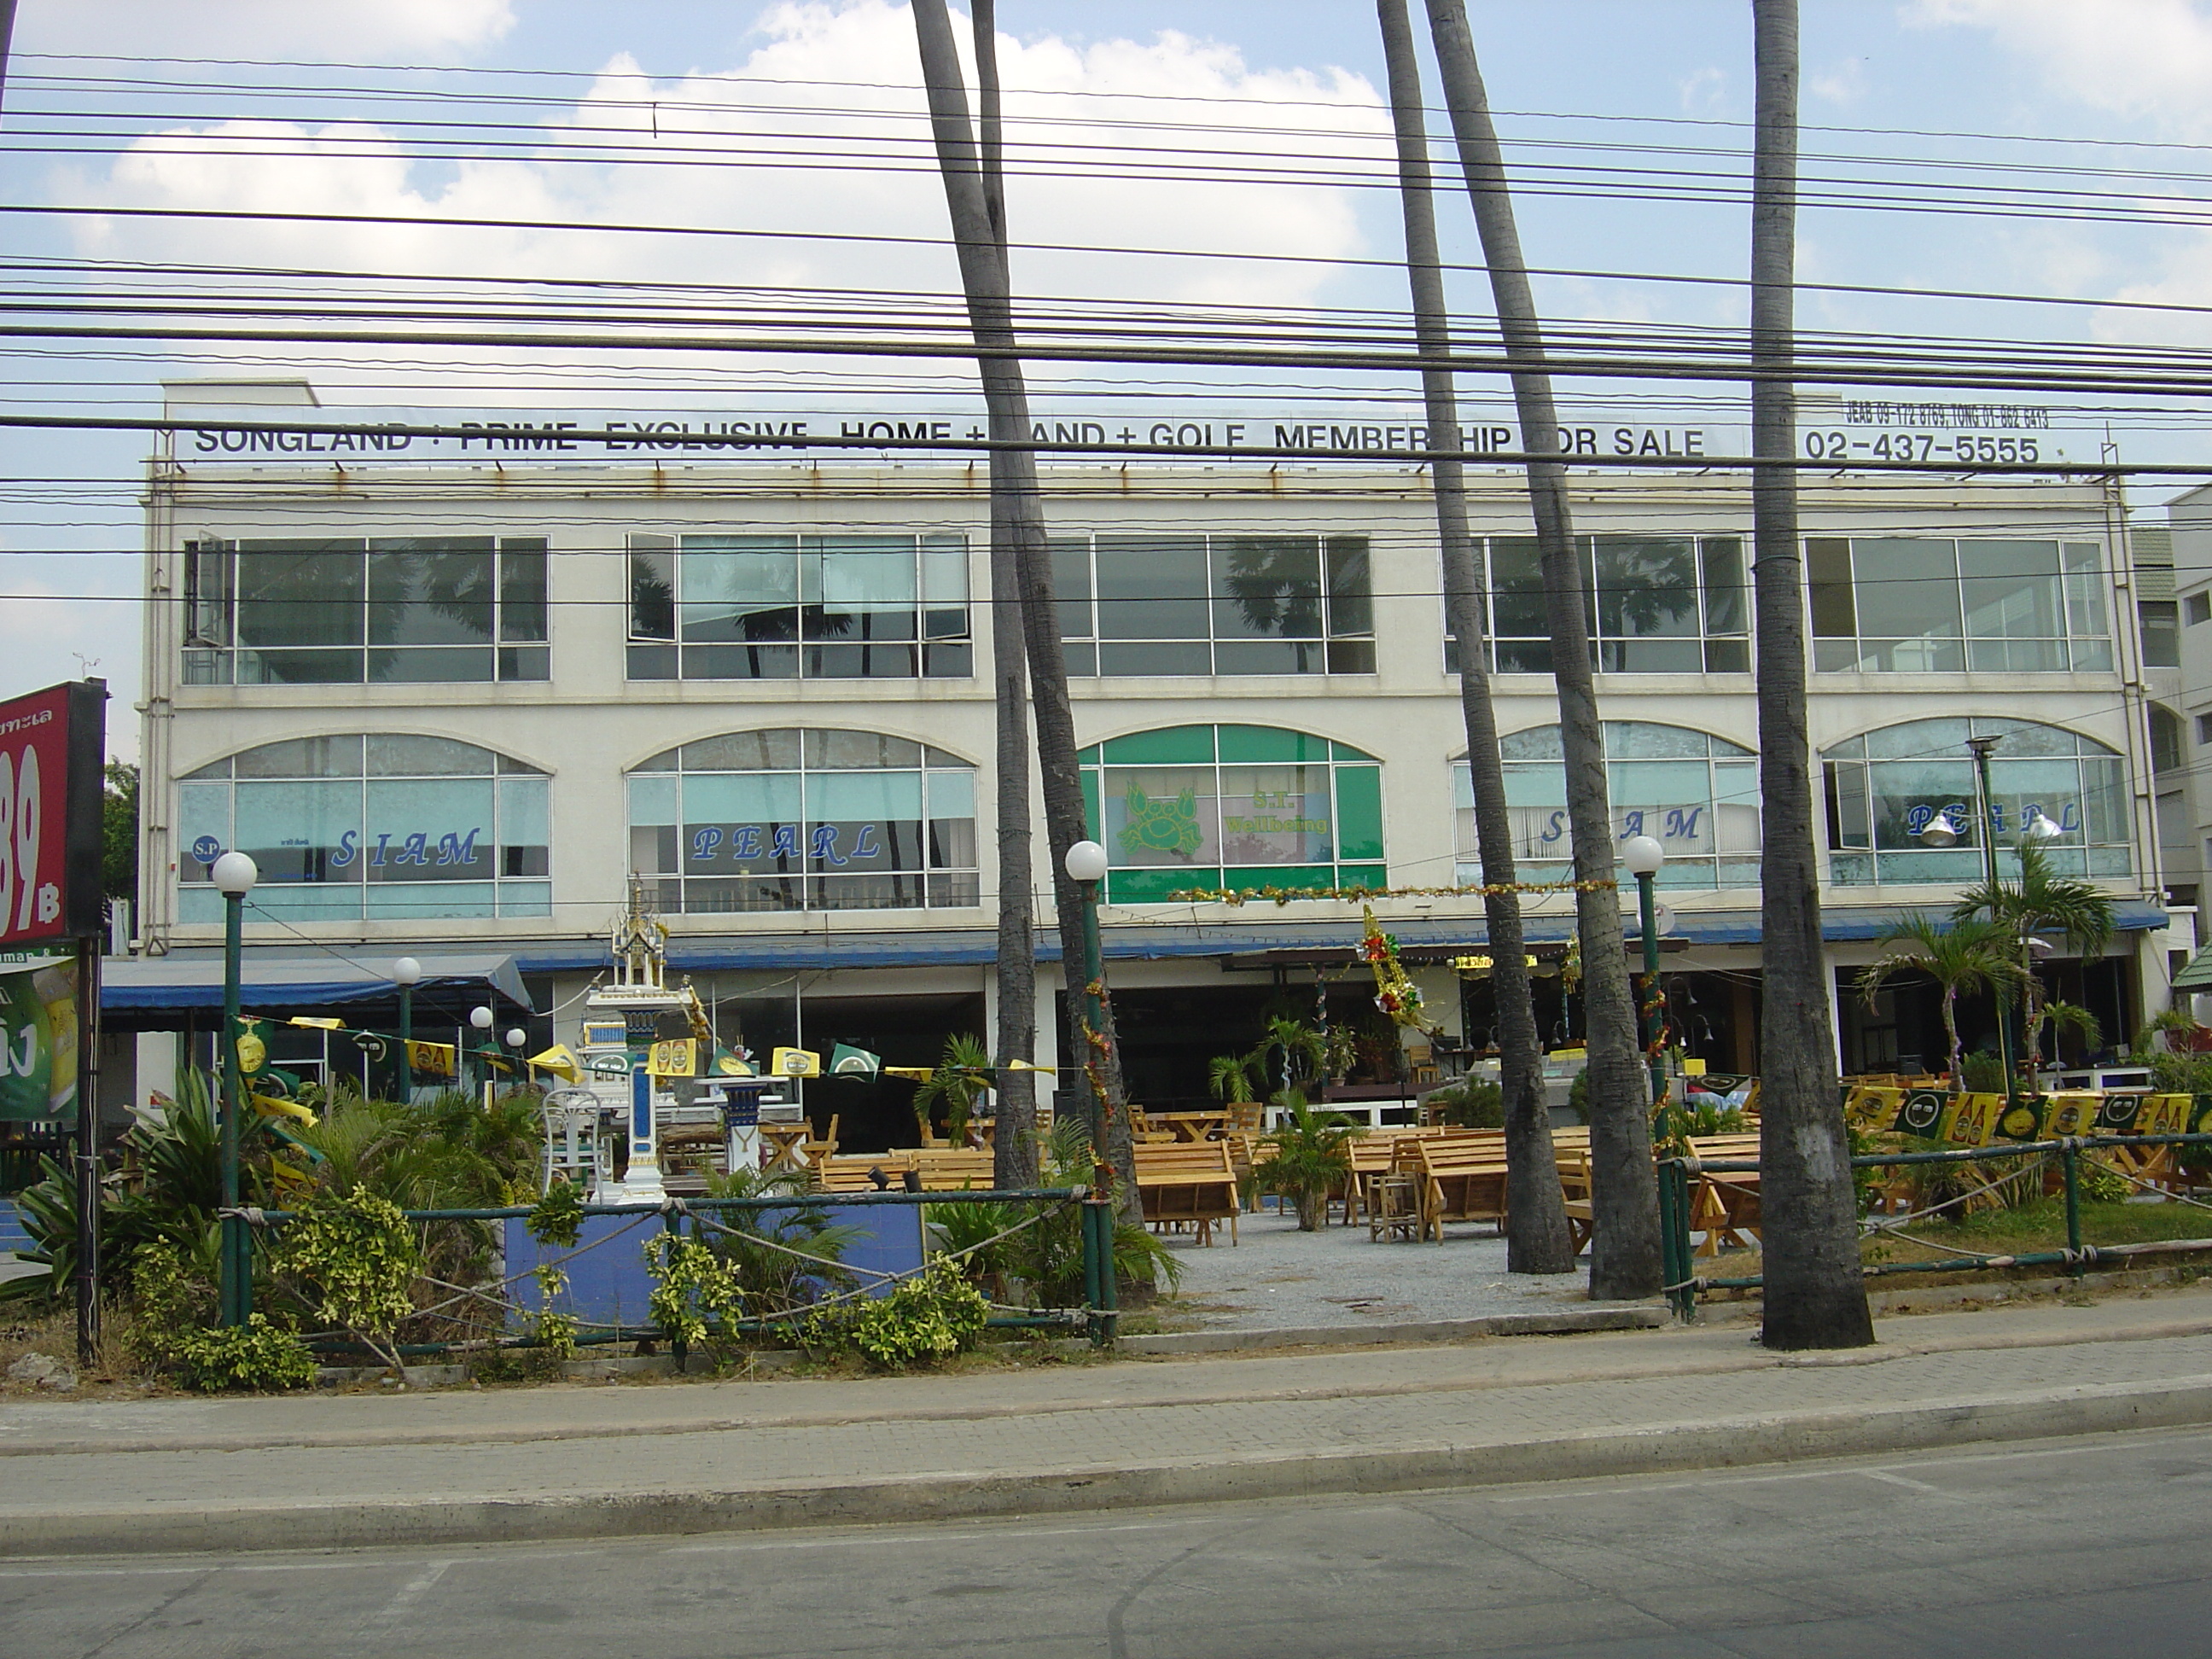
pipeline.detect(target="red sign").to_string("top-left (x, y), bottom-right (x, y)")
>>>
top-left (0, 681), bottom-right (104, 946)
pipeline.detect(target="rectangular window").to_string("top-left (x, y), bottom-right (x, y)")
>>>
top-left (2189, 591), bottom-right (2212, 626)
top-left (2197, 713), bottom-right (2212, 746)
top-left (2142, 600), bottom-right (2180, 669)
top-left (1449, 533), bottom-right (1750, 675)
top-left (1056, 533), bottom-right (1374, 676)
top-left (183, 537), bottom-right (550, 684)
top-left (627, 533), bottom-right (969, 681)
top-left (1813, 537), bottom-right (2112, 675)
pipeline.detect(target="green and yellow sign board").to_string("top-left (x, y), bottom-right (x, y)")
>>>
top-left (0, 951), bottom-right (76, 1121)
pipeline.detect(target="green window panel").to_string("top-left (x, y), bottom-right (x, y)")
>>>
top-left (1100, 725), bottom-right (1216, 765)
top-left (1338, 864), bottom-right (1388, 889)
top-left (1330, 738), bottom-right (1380, 762)
top-left (1335, 765), bottom-right (1383, 860)
top-left (1108, 867), bottom-right (1215, 905)
top-left (1080, 770), bottom-right (1100, 840)
top-left (1217, 725), bottom-right (1330, 764)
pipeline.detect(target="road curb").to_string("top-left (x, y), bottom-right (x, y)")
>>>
top-left (7, 1372), bottom-right (2209, 1558)
top-left (1118, 1304), bottom-right (1668, 1353)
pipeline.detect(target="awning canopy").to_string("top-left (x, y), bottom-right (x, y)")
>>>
top-left (504, 898), bottom-right (2167, 977)
top-left (101, 952), bottom-right (534, 1024)
top-left (2171, 945), bottom-right (2212, 990)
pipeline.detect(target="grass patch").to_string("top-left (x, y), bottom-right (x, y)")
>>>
top-left (1868, 1196), bottom-right (2212, 1263)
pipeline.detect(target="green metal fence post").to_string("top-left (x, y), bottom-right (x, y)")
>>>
top-left (2061, 1139), bottom-right (2084, 1278)
top-left (1663, 1160), bottom-right (1697, 1321)
top-left (1080, 1197), bottom-right (1105, 1348)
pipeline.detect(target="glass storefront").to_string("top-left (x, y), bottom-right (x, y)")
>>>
top-left (1078, 725), bottom-right (1384, 902)
top-left (178, 734), bottom-right (550, 921)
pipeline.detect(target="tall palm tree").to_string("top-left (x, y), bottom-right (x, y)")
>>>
top-left (911, 0), bottom-right (1136, 1219)
top-left (968, 0), bottom-right (1037, 1190)
top-left (1377, 0), bottom-right (1570, 1274)
top-left (1422, 0), bottom-right (1658, 1298)
top-left (1952, 837), bottom-right (2116, 1076)
top-left (1749, 0), bottom-right (1874, 1349)
top-left (1857, 915), bottom-right (2025, 1086)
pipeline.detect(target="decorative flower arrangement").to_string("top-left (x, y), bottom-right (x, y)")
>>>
top-left (1359, 905), bottom-right (1429, 1030)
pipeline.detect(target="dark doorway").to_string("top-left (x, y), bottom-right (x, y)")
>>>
top-left (711, 990), bottom-right (983, 1154)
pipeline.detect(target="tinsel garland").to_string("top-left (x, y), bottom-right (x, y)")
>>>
top-left (1161, 878), bottom-right (1618, 907)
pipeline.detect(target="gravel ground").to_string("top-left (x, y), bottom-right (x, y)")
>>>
top-left (1154, 1199), bottom-right (1614, 1331)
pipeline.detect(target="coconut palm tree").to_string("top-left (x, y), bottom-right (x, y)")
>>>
top-left (911, 0), bottom-right (1134, 1214)
top-left (1952, 837), bottom-right (2116, 1075)
top-left (1749, 0), bottom-right (1874, 1351)
top-left (1857, 915), bottom-right (2026, 1086)
top-left (1422, 0), bottom-right (1657, 1298)
top-left (1377, 0), bottom-right (1571, 1276)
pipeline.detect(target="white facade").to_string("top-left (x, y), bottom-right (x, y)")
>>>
top-left (134, 403), bottom-right (2176, 1126)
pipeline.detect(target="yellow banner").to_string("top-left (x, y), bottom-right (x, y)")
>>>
top-left (405, 1039), bottom-right (456, 1077)
top-left (649, 1039), bottom-right (697, 1078)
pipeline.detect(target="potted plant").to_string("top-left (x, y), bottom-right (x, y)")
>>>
top-left (1254, 1097), bottom-right (1354, 1232)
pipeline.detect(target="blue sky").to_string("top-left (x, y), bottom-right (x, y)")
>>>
top-left (7, 0), bottom-right (2212, 742)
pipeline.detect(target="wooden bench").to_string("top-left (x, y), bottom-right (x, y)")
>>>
top-left (813, 1151), bottom-right (917, 1193)
top-left (1398, 1137), bottom-right (1510, 1241)
top-left (913, 1149), bottom-right (995, 1190)
top-left (1133, 1141), bottom-right (1241, 1245)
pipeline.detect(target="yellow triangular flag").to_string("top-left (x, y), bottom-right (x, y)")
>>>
top-left (527, 1042), bottom-right (580, 1083)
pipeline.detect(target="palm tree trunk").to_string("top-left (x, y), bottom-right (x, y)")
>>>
top-left (1378, 0), bottom-right (1570, 1275)
top-left (1942, 987), bottom-right (1961, 1086)
top-left (1749, 0), bottom-right (1874, 1349)
top-left (911, 0), bottom-right (1136, 1219)
top-left (1423, 0), bottom-right (1659, 1299)
top-left (969, 0), bottom-right (1037, 1190)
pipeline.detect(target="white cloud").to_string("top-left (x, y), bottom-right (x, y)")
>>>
top-left (1903, 0), bottom-right (2212, 131)
top-left (67, 1), bottom-right (1389, 405)
top-left (1678, 66), bottom-right (1727, 115)
top-left (1807, 59), bottom-right (1869, 107)
top-left (17, 0), bottom-right (516, 60)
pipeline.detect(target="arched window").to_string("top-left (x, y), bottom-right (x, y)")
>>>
top-left (1077, 725), bottom-right (1382, 903)
top-left (628, 730), bottom-right (977, 913)
top-left (178, 734), bottom-right (550, 923)
top-left (1821, 716), bottom-right (2129, 885)
top-left (1454, 722), bottom-right (1760, 890)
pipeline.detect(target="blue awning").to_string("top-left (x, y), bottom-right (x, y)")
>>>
top-left (101, 952), bottom-right (534, 1017)
top-left (498, 897), bottom-right (2167, 977)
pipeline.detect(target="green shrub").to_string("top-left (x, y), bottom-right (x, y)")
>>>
top-left (170, 1317), bottom-right (318, 1393)
top-left (1959, 1052), bottom-right (2005, 1093)
top-left (1424, 1080), bottom-right (1503, 1128)
top-left (2078, 1157), bottom-right (2132, 1204)
top-left (642, 1232), bottom-right (744, 1351)
top-left (810, 1261), bottom-right (987, 1370)
top-left (274, 1185), bottom-right (420, 1365)
top-left (128, 1241), bottom-right (314, 1392)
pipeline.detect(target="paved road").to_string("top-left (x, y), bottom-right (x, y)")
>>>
top-left (8, 1426), bottom-right (2212, 1657)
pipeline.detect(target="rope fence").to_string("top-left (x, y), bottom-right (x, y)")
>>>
top-left (1658, 1132), bottom-right (2212, 1320)
top-left (224, 1183), bottom-right (1116, 1363)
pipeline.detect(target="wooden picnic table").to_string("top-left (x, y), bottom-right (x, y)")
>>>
top-left (760, 1122), bottom-right (812, 1172)
top-left (1150, 1110), bottom-right (1231, 1143)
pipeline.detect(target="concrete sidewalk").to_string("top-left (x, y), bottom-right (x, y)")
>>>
top-left (5, 1285), bottom-right (2212, 1557)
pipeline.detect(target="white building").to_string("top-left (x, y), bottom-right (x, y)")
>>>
top-left (125, 384), bottom-right (2179, 1148)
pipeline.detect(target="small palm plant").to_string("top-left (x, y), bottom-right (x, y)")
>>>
top-left (910, 1033), bottom-right (992, 1146)
top-left (1207, 1053), bottom-right (1258, 1106)
top-left (1953, 838), bottom-right (2116, 1074)
top-left (1857, 915), bottom-right (2025, 1087)
top-left (1254, 1097), bottom-right (1354, 1232)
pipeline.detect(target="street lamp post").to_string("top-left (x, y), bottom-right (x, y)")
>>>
top-left (469, 1004), bottom-right (493, 1096)
top-left (1621, 835), bottom-right (1668, 1109)
top-left (1064, 840), bottom-right (1110, 1146)
top-left (392, 956), bottom-right (422, 1102)
top-left (211, 851), bottom-right (258, 1328)
top-left (1921, 736), bottom-right (2019, 1097)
